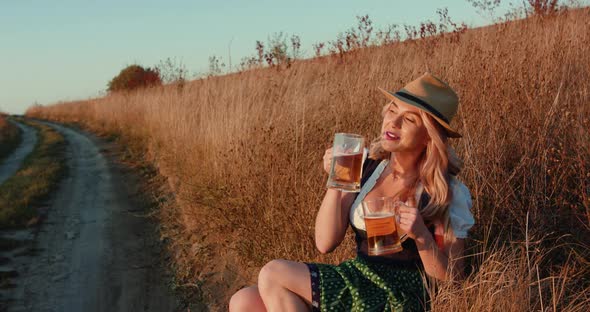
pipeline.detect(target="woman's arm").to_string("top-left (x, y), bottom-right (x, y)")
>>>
top-left (398, 205), bottom-right (466, 281)
top-left (314, 190), bottom-right (356, 254)
top-left (414, 231), bottom-right (465, 281)
top-left (314, 148), bottom-right (357, 254)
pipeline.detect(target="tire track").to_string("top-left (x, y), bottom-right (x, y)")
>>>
top-left (4, 122), bottom-right (179, 312)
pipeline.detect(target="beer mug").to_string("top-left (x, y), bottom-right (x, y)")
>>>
top-left (362, 197), bottom-right (403, 256)
top-left (326, 133), bottom-right (364, 192)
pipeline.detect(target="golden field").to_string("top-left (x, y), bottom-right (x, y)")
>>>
top-left (27, 8), bottom-right (590, 311)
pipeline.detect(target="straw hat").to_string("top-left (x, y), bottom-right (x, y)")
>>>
top-left (378, 72), bottom-right (462, 138)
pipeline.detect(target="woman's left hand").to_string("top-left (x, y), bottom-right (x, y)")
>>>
top-left (397, 202), bottom-right (429, 240)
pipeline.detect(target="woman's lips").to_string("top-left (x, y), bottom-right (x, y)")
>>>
top-left (384, 131), bottom-right (400, 141)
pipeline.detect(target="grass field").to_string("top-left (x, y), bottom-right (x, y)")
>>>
top-left (0, 119), bottom-right (66, 229)
top-left (26, 7), bottom-right (590, 311)
top-left (0, 114), bottom-right (22, 163)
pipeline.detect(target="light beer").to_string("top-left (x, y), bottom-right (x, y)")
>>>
top-left (364, 212), bottom-right (402, 255)
top-left (326, 133), bottom-right (364, 192)
top-left (331, 152), bottom-right (363, 184)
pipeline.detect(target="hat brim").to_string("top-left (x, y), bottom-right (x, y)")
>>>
top-left (378, 87), bottom-right (462, 138)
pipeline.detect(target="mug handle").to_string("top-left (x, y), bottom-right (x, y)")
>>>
top-left (392, 201), bottom-right (408, 242)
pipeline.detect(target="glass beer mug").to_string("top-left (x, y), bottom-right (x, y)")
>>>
top-left (326, 133), bottom-right (364, 192)
top-left (361, 197), bottom-right (403, 256)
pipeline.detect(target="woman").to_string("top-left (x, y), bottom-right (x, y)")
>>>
top-left (229, 72), bottom-right (475, 311)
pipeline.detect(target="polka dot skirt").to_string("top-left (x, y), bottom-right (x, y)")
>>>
top-left (305, 255), bottom-right (427, 311)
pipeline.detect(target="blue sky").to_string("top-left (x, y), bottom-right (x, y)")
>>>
top-left (0, 0), bottom-right (517, 114)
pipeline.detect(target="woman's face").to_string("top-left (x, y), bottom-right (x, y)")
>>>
top-left (380, 99), bottom-right (430, 153)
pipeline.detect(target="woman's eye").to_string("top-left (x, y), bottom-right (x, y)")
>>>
top-left (405, 117), bottom-right (415, 123)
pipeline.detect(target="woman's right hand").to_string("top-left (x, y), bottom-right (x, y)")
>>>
top-left (322, 147), bottom-right (333, 174)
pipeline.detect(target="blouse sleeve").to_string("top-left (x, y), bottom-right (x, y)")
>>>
top-left (448, 177), bottom-right (475, 239)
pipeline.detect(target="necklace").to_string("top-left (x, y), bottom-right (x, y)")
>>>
top-left (391, 168), bottom-right (402, 181)
top-left (384, 161), bottom-right (419, 205)
top-left (387, 162), bottom-right (416, 182)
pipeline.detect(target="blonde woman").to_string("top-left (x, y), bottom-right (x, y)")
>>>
top-left (230, 73), bottom-right (475, 311)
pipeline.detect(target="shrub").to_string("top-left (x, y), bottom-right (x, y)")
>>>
top-left (107, 65), bottom-right (162, 93)
top-left (155, 57), bottom-right (188, 85)
top-left (527, 0), bottom-right (559, 16)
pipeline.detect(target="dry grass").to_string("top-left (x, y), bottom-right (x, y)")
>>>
top-left (0, 119), bottom-right (66, 228)
top-left (0, 114), bottom-right (22, 162)
top-left (27, 8), bottom-right (590, 311)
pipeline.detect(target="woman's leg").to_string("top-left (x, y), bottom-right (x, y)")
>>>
top-left (257, 259), bottom-right (312, 312)
top-left (229, 286), bottom-right (266, 312)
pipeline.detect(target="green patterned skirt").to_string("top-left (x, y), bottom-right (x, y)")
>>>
top-left (305, 254), bottom-right (428, 312)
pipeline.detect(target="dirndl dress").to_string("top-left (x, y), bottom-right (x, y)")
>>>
top-left (303, 157), bottom-right (434, 312)
top-left (305, 252), bottom-right (427, 312)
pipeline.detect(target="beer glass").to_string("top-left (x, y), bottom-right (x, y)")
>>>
top-left (362, 197), bottom-right (403, 255)
top-left (326, 133), bottom-right (364, 192)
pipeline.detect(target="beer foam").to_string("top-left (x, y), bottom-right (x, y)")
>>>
top-left (333, 151), bottom-right (363, 157)
top-left (363, 212), bottom-right (395, 219)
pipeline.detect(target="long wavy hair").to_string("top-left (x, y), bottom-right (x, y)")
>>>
top-left (369, 103), bottom-right (463, 235)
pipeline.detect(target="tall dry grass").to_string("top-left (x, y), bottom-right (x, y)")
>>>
top-left (27, 8), bottom-right (590, 310)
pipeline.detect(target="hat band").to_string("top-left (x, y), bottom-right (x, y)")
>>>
top-left (395, 91), bottom-right (449, 124)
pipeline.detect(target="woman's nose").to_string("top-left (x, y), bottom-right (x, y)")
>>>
top-left (390, 114), bottom-right (403, 128)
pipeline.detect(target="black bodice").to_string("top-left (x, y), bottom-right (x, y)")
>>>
top-left (351, 158), bottom-right (434, 267)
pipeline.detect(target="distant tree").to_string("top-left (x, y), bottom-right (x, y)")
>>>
top-left (107, 65), bottom-right (162, 93)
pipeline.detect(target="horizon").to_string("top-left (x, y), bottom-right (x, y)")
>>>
top-left (0, 0), bottom-right (563, 115)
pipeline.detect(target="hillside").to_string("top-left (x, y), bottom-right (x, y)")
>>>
top-left (27, 7), bottom-right (590, 311)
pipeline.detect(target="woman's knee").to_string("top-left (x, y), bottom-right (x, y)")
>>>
top-left (229, 286), bottom-right (264, 312)
top-left (258, 259), bottom-right (288, 290)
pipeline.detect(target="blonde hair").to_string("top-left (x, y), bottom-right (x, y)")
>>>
top-left (369, 103), bottom-right (463, 235)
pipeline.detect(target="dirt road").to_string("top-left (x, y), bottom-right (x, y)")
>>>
top-left (0, 120), bottom-right (37, 185)
top-left (2, 122), bottom-right (181, 311)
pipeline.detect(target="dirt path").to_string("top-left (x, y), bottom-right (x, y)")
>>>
top-left (2, 122), bottom-right (181, 311)
top-left (0, 120), bottom-right (37, 185)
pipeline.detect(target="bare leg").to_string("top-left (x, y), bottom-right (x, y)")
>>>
top-left (229, 286), bottom-right (266, 312)
top-left (257, 259), bottom-right (312, 312)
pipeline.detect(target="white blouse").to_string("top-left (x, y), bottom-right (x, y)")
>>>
top-left (349, 159), bottom-right (475, 239)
